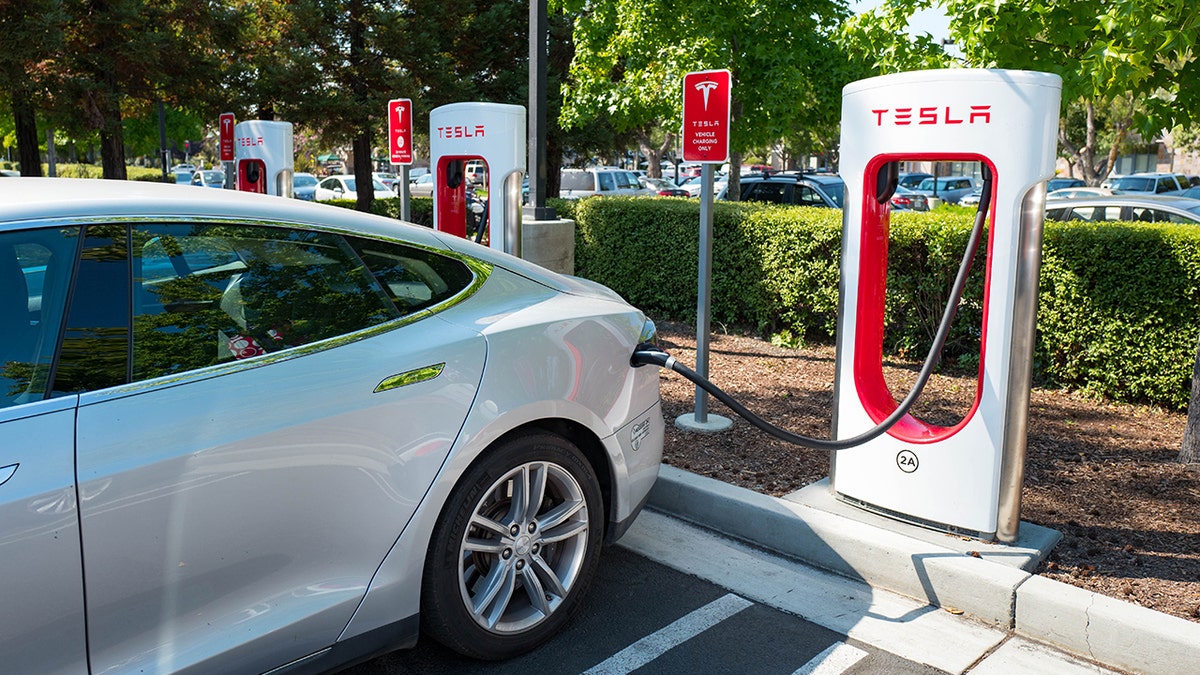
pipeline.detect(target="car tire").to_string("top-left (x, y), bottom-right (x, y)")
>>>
top-left (421, 432), bottom-right (603, 660)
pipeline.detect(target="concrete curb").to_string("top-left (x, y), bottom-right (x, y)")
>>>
top-left (647, 465), bottom-right (1200, 674)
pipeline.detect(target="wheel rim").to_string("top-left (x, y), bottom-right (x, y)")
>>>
top-left (457, 460), bottom-right (590, 634)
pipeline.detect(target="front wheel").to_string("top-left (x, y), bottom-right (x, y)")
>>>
top-left (421, 432), bottom-right (603, 660)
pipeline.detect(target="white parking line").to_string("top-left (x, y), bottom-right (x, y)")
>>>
top-left (582, 593), bottom-right (753, 674)
top-left (791, 642), bottom-right (869, 675)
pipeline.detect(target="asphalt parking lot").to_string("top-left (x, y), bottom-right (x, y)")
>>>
top-left (347, 545), bottom-right (938, 674)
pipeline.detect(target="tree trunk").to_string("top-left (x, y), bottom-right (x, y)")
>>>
top-left (1181, 331), bottom-right (1200, 464)
top-left (12, 91), bottom-right (42, 177)
top-left (99, 119), bottom-right (127, 180)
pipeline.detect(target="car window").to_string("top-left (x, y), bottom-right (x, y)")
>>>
top-left (743, 182), bottom-right (785, 204)
top-left (617, 172), bottom-right (640, 190)
top-left (560, 171), bottom-right (594, 191)
top-left (818, 181), bottom-right (846, 208)
top-left (1155, 177), bottom-right (1176, 193)
top-left (348, 237), bottom-right (475, 313)
top-left (294, 174), bottom-right (318, 187)
top-left (598, 172), bottom-right (616, 191)
top-left (1112, 176), bottom-right (1153, 192)
top-left (917, 178), bottom-right (934, 190)
top-left (54, 224), bottom-right (131, 395)
top-left (0, 227), bottom-right (80, 409)
top-left (1066, 206), bottom-right (1121, 222)
top-left (129, 224), bottom-right (401, 381)
top-left (794, 185), bottom-right (825, 207)
top-left (1128, 207), bottom-right (1170, 223)
top-left (319, 178), bottom-right (338, 190)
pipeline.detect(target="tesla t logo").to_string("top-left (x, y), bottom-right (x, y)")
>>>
top-left (872, 105), bottom-right (992, 126)
top-left (694, 80), bottom-right (720, 110)
top-left (436, 125), bottom-right (486, 139)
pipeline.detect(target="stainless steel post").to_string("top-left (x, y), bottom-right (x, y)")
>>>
top-left (693, 163), bottom-right (716, 422)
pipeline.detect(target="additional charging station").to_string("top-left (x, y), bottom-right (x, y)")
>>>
top-left (234, 120), bottom-right (294, 197)
top-left (430, 102), bottom-right (525, 255)
top-left (832, 69), bottom-right (1061, 542)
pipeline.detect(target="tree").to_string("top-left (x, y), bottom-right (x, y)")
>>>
top-left (0, 0), bottom-right (67, 176)
top-left (838, 1), bottom-right (1200, 182)
top-left (1183, 332), bottom-right (1200, 465)
top-left (561, 0), bottom-right (852, 194)
top-left (59, 0), bottom-right (239, 179)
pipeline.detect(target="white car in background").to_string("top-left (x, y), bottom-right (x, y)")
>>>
top-left (0, 177), bottom-right (663, 672)
top-left (314, 174), bottom-right (395, 201)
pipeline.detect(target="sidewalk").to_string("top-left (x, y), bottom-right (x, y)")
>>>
top-left (644, 465), bottom-right (1199, 674)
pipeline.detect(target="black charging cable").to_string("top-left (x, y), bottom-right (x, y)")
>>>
top-left (631, 166), bottom-right (994, 451)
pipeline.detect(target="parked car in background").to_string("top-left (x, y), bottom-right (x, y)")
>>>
top-left (293, 172), bottom-right (318, 200)
top-left (373, 171), bottom-right (400, 191)
top-left (897, 172), bottom-right (932, 189)
top-left (0, 177), bottom-right (663, 673)
top-left (559, 168), bottom-right (650, 199)
top-left (641, 177), bottom-right (690, 197)
top-left (1179, 185), bottom-right (1200, 200)
top-left (1107, 172), bottom-right (1189, 196)
top-left (409, 172), bottom-right (435, 197)
top-left (1044, 194), bottom-right (1200, 224)
top-left (314, 175), bottom-right (395, 201)
top-left (717, 172), bottom-right (845, 208)
top-left (1046, 177), bottom-right (1086, 192)
top-left (890, 185), bottom-right (929, 211)
top-left (189, 169), bottom-right (226, 189)
top-left (677, 173), bottom-right (730, 197)
top-left (913, 176), bottom-right (976, 204)
top-left (958, 186), bottom-right (985, 207)
top-left (1047, 187), bottom-right (1113, 200)
top-left (171, 169), bottom-right (193, 184)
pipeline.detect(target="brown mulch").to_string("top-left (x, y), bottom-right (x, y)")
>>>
top-left (652, 321), bottom-right (1200, 623)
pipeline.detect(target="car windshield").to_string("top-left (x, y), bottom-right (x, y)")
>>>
top-left (1112, 176), bottom-right (1154, 191)
top-left (201, 171), bottom-right (223, 183)
top-left (294, 174), bottom-right (318, 187)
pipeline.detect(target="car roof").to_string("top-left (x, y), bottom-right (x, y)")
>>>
top-left (0, 177), bottom-right (418, 237)
top-left (1046, 194), bottom-right (1200, 207)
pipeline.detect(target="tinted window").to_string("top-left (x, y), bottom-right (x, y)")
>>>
top-left (560, 171), bottom-right (594, 191)
top-left (1066, 206), bottom-right (1121, 222)
top-left (617, 172), bottom-right (640, 190)
top-left (817, 181), bottom-right (845, 208)
top-left (598, 172), bottom-right (616, 191)
top-left (0, 227), bottom-right (80, 409)
top-left (794, 185), bottom-right (826, 207)
top-left (348, 237), bottom-right (475, 313)
top-left (129, 224), bottom-right (400, 381)
top-left (54, 225), bottom-right (131, 395)
top-left (742, 182), bottom-right (785, 204)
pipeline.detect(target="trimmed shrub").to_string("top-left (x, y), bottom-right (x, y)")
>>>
top-left (573, 198), bottom-right (1200, 410)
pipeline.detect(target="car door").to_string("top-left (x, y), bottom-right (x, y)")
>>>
top-left (0, 226), bottom-right (88, 674)
top-left (64, 222), bottom-right (487, 673)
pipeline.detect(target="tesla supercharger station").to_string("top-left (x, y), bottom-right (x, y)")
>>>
top-left (832, 69), bottom-right (1061, 542)
top-left (234, 120), bottom-right (294, 197)
top-left (430, 102), bottom-right (525, 255)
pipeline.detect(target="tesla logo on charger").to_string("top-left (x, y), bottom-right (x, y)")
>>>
top-left (872, 105), bottom-right (992, 126)
top-left (237, 136), bottom-right (265, 147)
top-left (436, 125), bottom-right (486, 139)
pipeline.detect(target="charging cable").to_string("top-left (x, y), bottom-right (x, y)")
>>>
top-left (631, 165), bottom-right (994, 451)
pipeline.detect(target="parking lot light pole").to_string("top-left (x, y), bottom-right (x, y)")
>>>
top-left (526, 0), bottom-right (555, 221)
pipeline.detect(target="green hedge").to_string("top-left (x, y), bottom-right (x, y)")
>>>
top-left (572, 198), bottom-right (1200, 410)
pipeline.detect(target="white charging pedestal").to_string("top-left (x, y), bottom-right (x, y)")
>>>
top-left (233, 120), bottom-right (294, 197)
top-left (429, 103), bottom-right (525, 255)
top-left (832, 69), bottom-right (1061, 543)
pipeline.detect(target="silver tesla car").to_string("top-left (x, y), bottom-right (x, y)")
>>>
top-left (0, 178), bottom-right (664, 672)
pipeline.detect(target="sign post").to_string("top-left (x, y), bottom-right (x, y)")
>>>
top-left (388, 98), bottom-right (414, 221)
top-left (678, 69), bottom-right (733, 433)
top-left (219, 112), bottom-right (235, 189)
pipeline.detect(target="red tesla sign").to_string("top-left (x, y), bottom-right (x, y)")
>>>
top-left (682, 70), bottom-right (731, 163)
top-left (388, 98), bottom-right (413, 165)
top-left (219, 112), bottom-right (235, 161)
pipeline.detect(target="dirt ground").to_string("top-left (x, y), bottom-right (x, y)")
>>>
top-left (651, 321), bottom-right (1200, 623)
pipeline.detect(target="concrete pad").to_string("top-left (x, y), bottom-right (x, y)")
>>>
top-left (968, 636), bottom-right (1123, 675)
top-left (648, 467), bottom-right (1049, 627)
top-left (1016, 575), bottom-right (1200, 674)
top-left (620, 510), bottom-right (1007, 674)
